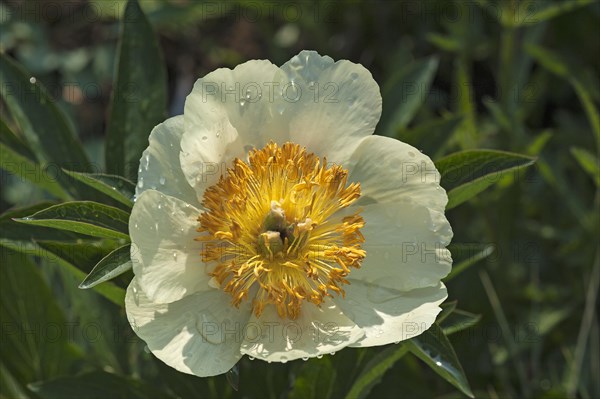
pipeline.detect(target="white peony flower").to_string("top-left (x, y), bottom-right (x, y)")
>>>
top-left (126, 51), bottom-right (453, 376)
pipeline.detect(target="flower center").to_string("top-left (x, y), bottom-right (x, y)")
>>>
top-left (197, 142), bottom-right (365, 319)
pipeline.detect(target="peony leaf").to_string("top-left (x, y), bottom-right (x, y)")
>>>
top-left (105, 0), bottom-right (167, 181)
top-left (379, 56), bottom-right (439, 136)
top-left (445, 243), bottom-right (495, 281)
top-left (0, 54), bottom-right (91, 173)
top-left (14, 202), bottom-right (130, 240)
top-left (28, 371), bottom-right (171, 399)
top-left (396, 114), bottom-right (463, 158)
top-left (0, 249), bottom-right (82, 388)
top-left (441, 309), bottom-right (482, 336)
top-left (436, 150), bottom-right (536, 209)
top-left (570, 147), bottom-right (600, 187)
top-left (34, 241), bottom-right (126, 306)
top-left (406, 323), bottom-right (474, 398)
top-left (79, 244), bottom-right (132, 289)
top-left (344, 344), bottom-right (410, 399)
top-left (290, 356), bottom-right (336, 399)
top-left (63, 170), bottom-right (135, 208)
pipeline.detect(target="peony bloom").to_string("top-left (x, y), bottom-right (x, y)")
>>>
top-left (126, 51), bottom-right (452, 376)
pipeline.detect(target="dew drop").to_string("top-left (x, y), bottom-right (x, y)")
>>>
top-left (172, 252), bottom-right (178, 261)
top-left (394, 341), bottom-right (401, 344)
top-left (154, 222), bottom-right (159, 231)
top-left (330, 351), bottom-right (336, 356)
top-left (159, 176), bottom-right (166, 185)
top-left (240, 99), bottom-right (246, 107)
top-left (350, 72), bottom-right (359, 80)
top-left (137, 180), bottom-right (144, 189)
top-left (157, 203), bottom-right (162, 210)
top-left (216, 131), bottom-right (221, 138)
top-left (435, 361), bottom-right (442, 366)
top-left (280, 356), bottom-right (288, 364)
top-left (29, 76), bottom-right (36, 84)
top-left (248, 356), bottom-right (255, 361)
top-left (143, 153), bottom-right (150, 170)
top-left (347, 97), bottom-right (357, 107)
top-left (277, 104), bottom-right (285, 115)
top-left (267, 360), bottom-right (272, 364)
top-left (316, 354), bottom-right (323, 359)
top-left (134, 223), bottom-right (138, 229)
top-left (302, 357), bottom-right (309, 361)
top-left (408, 151), bottom-right (416, 158)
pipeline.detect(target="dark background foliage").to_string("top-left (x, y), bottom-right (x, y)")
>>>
top-left (1, 0), bottom-right (599, 398)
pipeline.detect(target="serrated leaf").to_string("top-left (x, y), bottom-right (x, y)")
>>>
top-left (63, 170), bottom-right (135, 208)
top-left (445, 243), bottom-right (495, 281)
top-left (0, 54), bottom-right (91, 173)
top-left (436, 150), bottom-right (536, 209)
top-left (79, 244), bottom-right (132, 289)
top-left (15, 202), bottom-right (130, 240)
top-left (407, 323), bottom-right (473, 398)
top-left (441, 310), bottom-right (482, 336)
top-left (28, 371), bottom-right (171, 399)
top-left (570, 147), bottom-right (600, 186)
top-left (105, 0), bottom-right (167, 180)
top-left (344, 344), bottom-right (410, 399)
top-left (379, 56), bottom-right (439, 135)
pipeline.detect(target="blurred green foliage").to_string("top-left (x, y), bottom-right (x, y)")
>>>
top-left (1, 0), bottom-right (599, 398)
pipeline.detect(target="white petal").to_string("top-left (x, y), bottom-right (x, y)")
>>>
top-left (130, 190), bottom-right (211, 303)
top-left (349, 202), bottom-right (452, 291)
top-left (276, 50), bottom-right (382, 164)
top-left (180, 60), bottom-right (284, 199)
top-left (240, 301), bottom-right (364, 362)
top-left (347, 135), bottom-right (447, 212)
top-left (126, 279), bottom-right (251, 377)
top-left (136, 116), bottom-right (200, 207)
top-left (334, 281), bottom-right (447, 347)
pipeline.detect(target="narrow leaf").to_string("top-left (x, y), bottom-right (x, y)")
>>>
top-left (379, 56), bottom-right (439, 135)
top-left (63, 170), bottom-right (135, 207)
top-left (345, 344), bottom-right (410, 399)
top-left (105, 0), bottom-right (167, 180)
top-left (436, 150), bottom-right (536, 209)
top-left (79, 244), bottom-right (132, 289)
top-left (407, 323), bottom-right (474, 398)
top-left (290, 357), bottom-right (336, 399)
top-left (14, 202), bottom-right (130, 240)
top-left (0, 54), bottom-right (91, 172)
top-left (441, 310), bottom-right (482, 336)
top-left (445, 243), bottom-right (495, 281)
top-left (571, 147), bottom-right (600, 187)
top-left (396, 114), bottom-right (463, 157)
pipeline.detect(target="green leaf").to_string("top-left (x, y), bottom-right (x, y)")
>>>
top-left (79, 244), bottom-right (132, 289)
top-left (379, 56), bottom-right (439, 135)
top-left (14, 202), bottom-right (130, 240)
top-left (290, 356), bottom-right (336, 399)
top-left (29, 371), bottom-right (172, 399)
top-left (570, 147), bottom-right (600, 186)
top-left (0, 142), bottom-right (70, 200)
top-left (437, 300), bottom-right (458, 323)
top-left (436, 150), bottom-right (536, 209)
top-left (0, 249), bottom-right (82, 388)
top-left (0, 54), bottom-right (91, 172)
top-left (105, 0), bottom-right (167, 180)
top-left (407, 323), bottom-right (474, 398)
top-left (510, 0), bottom-right (596, 27)
top-left (445, 243), bottom-right (495, 281)
top-left (33, 241), bottom-right (126, 306)
top-left (441, 309), bottom-right (482, 336)
top-left (344, 344), bottom-right (410, 399)
top-left (396, 114), bottom-right (463, 158)
top-left (63, 170), bottom-right (135, 208)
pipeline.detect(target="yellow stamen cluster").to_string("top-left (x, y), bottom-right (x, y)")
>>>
top-left (197, 142), bottom-right (365, 319)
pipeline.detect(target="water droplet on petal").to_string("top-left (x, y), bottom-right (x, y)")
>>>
top-left (302, 357), bottom-right (309, 361)
top-left (280, 356), bottom-right (288, 363)
top-left (248, 356), bottom-right (255, 361)
top-left (408, 151), bottom-right (416, 158)
top-left (29, 76), bottom-right (37, 84)
top-left (159, 176), bottom-right (166, 185)
top-left (316, 354), bottom-right (323, 359)
top-left (137, 180), bottom-right (144, 189)
top-left (350, 72), bottom-right (359, 80)
top-left (240, 99), bottom-right (246, 107)
top-left (172, 252), bottom-right (178, 261)
top-left (330, 351), bottom-right (336, 356)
